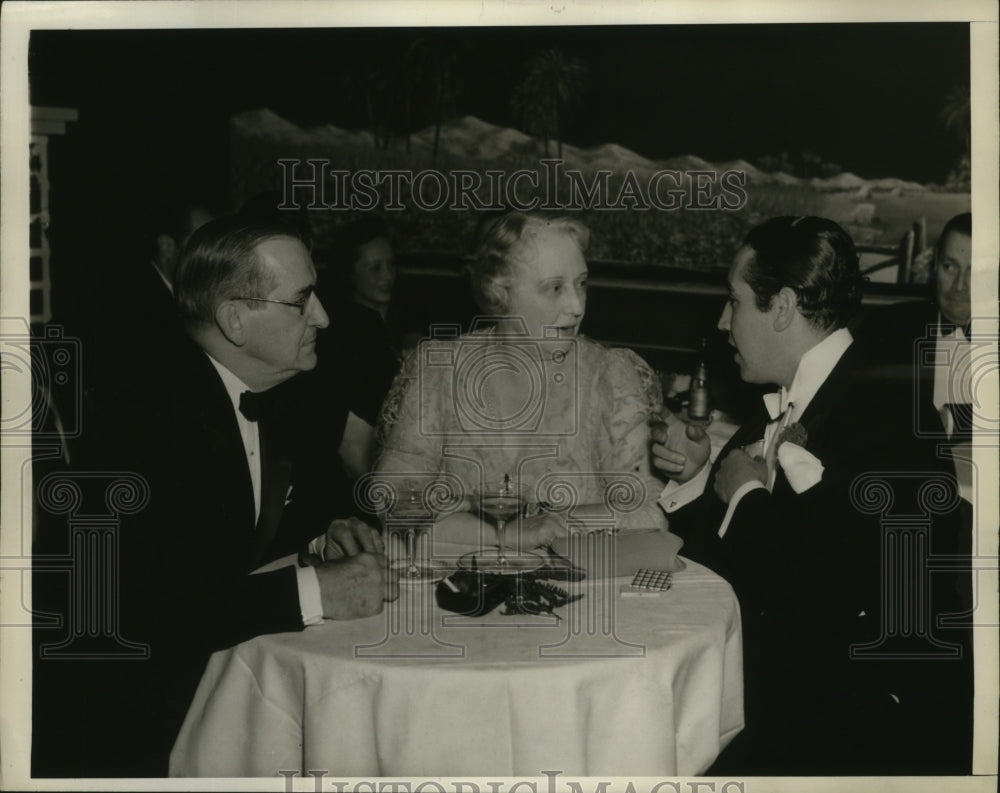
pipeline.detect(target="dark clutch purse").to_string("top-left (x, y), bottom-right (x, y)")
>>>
top-left (435, 552), bottom-right (588, 618)
top-left (435, 570), bottom-right (510, 617)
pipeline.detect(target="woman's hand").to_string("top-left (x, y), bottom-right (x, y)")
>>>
top-left (511, 513), bottom-right (566, 550)
top-left (428, 507), bottom-right (567, 551)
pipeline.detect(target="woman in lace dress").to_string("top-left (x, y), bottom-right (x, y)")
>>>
top-left (374, 211), bottom-right (669, 549)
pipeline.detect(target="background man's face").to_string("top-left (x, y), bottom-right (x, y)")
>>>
top-left (243, 237), bottom-right (330, 381)
top-left (935, 230), bottom-right (972, 327)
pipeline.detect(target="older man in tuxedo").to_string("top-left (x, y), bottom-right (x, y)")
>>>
top-left (33, 217), bottom-right (396, 777)
top-left (651, 216), bottom-right (971, 774)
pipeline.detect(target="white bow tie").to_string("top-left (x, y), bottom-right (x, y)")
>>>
top-left (763, 388), bottom-right (793, 421)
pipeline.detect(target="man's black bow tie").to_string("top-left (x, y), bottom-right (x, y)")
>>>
top-left (239, 389), bottom-right (278, 422)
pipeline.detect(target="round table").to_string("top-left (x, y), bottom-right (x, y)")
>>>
top-left (169, 559), bottom-right (743, 778)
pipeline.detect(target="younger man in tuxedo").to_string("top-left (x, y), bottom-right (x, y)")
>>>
top-left (651, 216), bottom-right (971, 774)
top-left (33, 217), bottom-right (396, 777)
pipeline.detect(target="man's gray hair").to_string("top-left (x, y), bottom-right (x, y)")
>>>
top-left (174, 216), bottom-right (299, 328)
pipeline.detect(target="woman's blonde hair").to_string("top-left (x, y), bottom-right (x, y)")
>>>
top-left (471, 211), bottom-right (590, 314)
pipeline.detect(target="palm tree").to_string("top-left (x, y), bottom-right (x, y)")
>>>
top-left (538, 49), bottom-right (587, 159)
top-left (338, 63), bottom-right (392, 149)
top-left (511, 75), bottom-right (554, 156)
top-left (429, 45), bottom-right (463, 160)
top-left (399, 41), bottom-right (425, 154)
top-left (404, 35), bottom-right (466, 159)
top-left (511, 48), bottom-right (587, 159)
top-left (941, 83), bottom-right (971, 157)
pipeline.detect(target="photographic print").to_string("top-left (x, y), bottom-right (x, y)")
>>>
top-left (1, 2), bottom-right (996, 791)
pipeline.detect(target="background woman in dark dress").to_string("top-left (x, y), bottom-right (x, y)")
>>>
top-left (313, 217), bottom-right (403, 478)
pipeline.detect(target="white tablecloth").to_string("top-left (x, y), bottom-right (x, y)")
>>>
top-left (170, 560), bottom-right (743, 778)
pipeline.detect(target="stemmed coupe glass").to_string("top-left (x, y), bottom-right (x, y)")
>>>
top-left (383, 487), bottom-right (454, 583)
top-left (465, 475), bottom-right (542, 573)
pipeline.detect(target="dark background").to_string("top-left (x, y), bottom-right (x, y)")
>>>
top-left (29, 23), bottom-right (969, 317)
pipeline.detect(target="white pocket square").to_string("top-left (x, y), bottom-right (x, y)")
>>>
top-left (777, 442), bottom-right (824, 493)
top-left (284, 486), bottom-right (294, 506)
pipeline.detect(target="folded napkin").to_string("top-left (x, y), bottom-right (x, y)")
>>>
top-left (550, 529), bottom-right (685, 578)
top-left (777, 441), bottom-right (824, 494)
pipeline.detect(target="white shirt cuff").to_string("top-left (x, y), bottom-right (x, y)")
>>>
top-left (307, 534), bottom-right (325, 558)
top-left (717, 480), bottom-right (767, 538)
top-left (296, 565), bottom-right (324, 626)
top-left (657, 462), bottom-right (711, 513)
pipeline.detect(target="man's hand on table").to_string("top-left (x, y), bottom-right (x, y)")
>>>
top-left (322, 516), bottom-right (385, 560)
top-left (713, 448), bottom-right (768, 504)
top-left (650, 409), bottom-right (711, 483)
top-left (298, 517), bottom-right (398, 619)
top-left (317, 553), bottom-right (399, 619)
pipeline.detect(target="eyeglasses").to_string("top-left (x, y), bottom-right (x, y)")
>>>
top-left (234, 290), bottom-right (314, 316)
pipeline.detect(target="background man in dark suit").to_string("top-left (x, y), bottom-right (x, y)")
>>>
top-left (852, 213), bottom-right (976, 612)
top-left (857, 212), bottom-right (974, 442)
top-left (44, 196), bottom-right (217, 464)
top-left (650, 216), bottom-right (971, 775)
top-left (33, 217), bottom-right (397, 777)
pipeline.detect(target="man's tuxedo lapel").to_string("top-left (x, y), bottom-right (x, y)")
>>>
top-left (721, 404), bottom-right (770, 458)
top-left (249, 413), bottom-right (294, 570)
top-left (904, 301), bottom-right (938, 436)
top-left (170, 341), bottom-right (257, 535)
